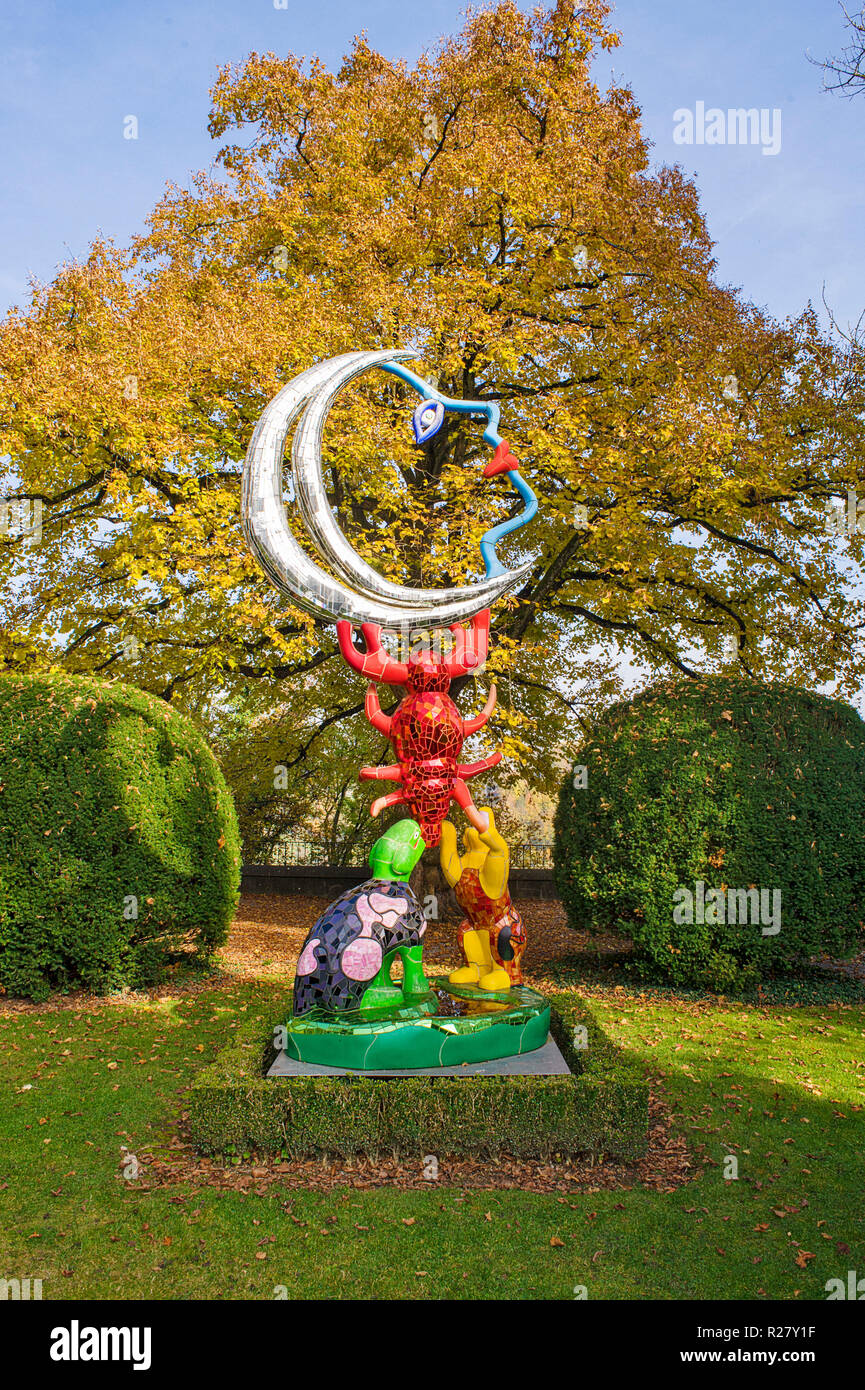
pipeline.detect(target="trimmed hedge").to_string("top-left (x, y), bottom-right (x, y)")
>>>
top-left (554, 676), bottom-right (865, 990)
top-left (184, 993), bottom-right (649, 1162)
top-left (0, 671), bottom-right (241, 1000)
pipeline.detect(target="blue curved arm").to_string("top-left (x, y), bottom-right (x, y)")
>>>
top-left (479, 470), bottom-right (538, 579)
top-left (380, 361), bottom-right (498, 433)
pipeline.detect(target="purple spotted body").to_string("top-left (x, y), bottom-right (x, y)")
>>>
top-left (293, 878), bottom-right (426, 1015)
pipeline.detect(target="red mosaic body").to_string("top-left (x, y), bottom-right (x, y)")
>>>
top-left (336, 610), bottom-right (502, 849)
top-left (390, 688), bottom-right (463, 845)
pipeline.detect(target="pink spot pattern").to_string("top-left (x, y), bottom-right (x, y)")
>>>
top-left (341, 937), bottom-right (383, 981)
top-left (367, 891), bottom-right (408, 930)
top-left (296, 938), bottom-right (320, 976)
top-left (355, 895), bottom-right (377, 931)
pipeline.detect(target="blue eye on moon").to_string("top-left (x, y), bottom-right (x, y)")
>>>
top-left (412, 398), bottom-right (445, 444)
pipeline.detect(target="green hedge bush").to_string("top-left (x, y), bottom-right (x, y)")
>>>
top-left (554, 677), bottom-right (865, 991)
top-left (185, 992), bottom-right (649, 1161)
top-left (0, 672), bottom-right (241, 1000)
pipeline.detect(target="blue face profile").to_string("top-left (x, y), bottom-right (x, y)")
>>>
top-left (381, 359), bottom-right (539, 581)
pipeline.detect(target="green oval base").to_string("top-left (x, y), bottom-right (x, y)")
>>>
top-left (281, 977), bottom-right (551, 1071)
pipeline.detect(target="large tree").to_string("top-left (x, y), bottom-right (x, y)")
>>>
top-left (1, 0), bottom-right (863, 828)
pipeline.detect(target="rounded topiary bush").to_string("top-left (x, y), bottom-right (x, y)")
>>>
top-left (554, 677), bottom-right (865, 990)
top-left (0, 672), bottom-right (241, 1000)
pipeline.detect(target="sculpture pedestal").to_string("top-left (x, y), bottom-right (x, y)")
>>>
top-left (281, 977), bottom-right (550, 1072)
top-left (268, 1033), bottom-right (570, 1077)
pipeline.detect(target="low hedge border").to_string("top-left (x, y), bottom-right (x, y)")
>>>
top-left (184, 990), bottom-right (649, 1162)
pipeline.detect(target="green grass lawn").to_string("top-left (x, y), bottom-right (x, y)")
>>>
top-left (1, 968), bottom-right (863, 1300)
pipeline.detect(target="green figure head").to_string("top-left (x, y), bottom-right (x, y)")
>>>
top-left (368, 819), bottom-right (426, 881)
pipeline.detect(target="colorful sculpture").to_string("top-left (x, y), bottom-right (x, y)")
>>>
top-left (242, 349), bottom-right (547, 1066)
top-left (337, 609), bottom-right (500, 847)
top-left (439, 810), bottom-right (527, 990)
top-left (293, 820), bottom-right (427, 1016)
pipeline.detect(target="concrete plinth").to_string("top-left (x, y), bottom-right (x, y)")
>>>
top-left (267, 1033), bottom-right (571, 1078)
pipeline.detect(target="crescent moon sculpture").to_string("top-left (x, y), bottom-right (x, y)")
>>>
top-left (241, 349), bottom-right (537, 628)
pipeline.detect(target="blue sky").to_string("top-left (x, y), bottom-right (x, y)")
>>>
top-left (0, 0), bottom-right (862, 330)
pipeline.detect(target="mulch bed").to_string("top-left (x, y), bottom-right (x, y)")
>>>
top-left (187, 893), bottom-right (671, 1196)
top-left (221, 891), bottom-right (625, 988)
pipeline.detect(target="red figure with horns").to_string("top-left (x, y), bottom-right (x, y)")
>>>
top-left (336, 609), bottom-right (500, 847)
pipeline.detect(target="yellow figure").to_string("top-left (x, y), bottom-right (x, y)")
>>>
top-left (439, 809), bottom-right (527, 992)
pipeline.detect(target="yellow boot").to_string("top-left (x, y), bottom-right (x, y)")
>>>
top-left (479, 967), bottom-right (511, 992)
top-left (449, 929), bottom-right (488, 986)
top-left (449, 962), bottom-right (481, 984)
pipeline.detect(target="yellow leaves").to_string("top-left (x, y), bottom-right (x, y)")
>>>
top-left (0, 0), bottom-right (859, 720)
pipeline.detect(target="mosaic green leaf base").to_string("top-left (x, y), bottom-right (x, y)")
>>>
top-left (281, 977), bottom-right (551, 1071)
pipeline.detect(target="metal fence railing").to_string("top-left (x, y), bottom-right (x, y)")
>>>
top-left (509, 841), bottom-right (554, 870)
top-left (256, 836), bottom-right (554, 870)
top-left (266, 837), bottom-right (367, 868)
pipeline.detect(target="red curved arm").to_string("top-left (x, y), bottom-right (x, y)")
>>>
top-left (462, 683), bottom-right (497, 736)
top-left (452, 778), bottom-right (491, 833)
top-left (446, 609), bottom-right (490, 678)
top-left (359, 764), bottom-right (402, 782)
top-left (337, 620), bottom-right (409, 684)
top-left (456, 750), bottom-right (502, 779)
top-left (370, 790), bottom-right (406, 817)
top-left (365, 683), bottom-right (393, 735)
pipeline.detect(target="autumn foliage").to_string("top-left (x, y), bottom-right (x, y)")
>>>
top-left (0, 0), bottom-right (863, 814)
